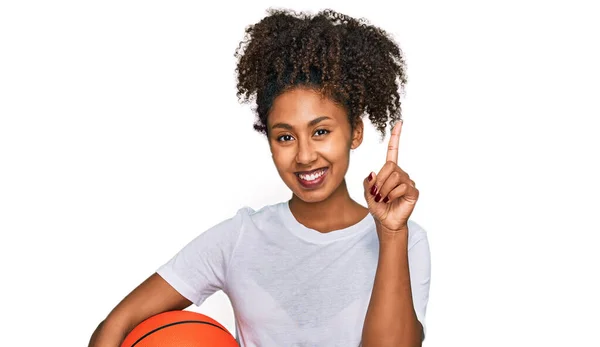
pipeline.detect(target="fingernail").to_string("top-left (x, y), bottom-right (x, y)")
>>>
top-left (370, 185), bottom-right (377, 196)
top-left (375, 193), bottom-right (382, 202)
top-left (367, 173), bottom-right (373, 182)
top-left (383, 196), bottom-right (389, 203)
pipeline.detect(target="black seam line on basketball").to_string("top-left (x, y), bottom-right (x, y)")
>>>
top-left (129, 320), bottom-right (228, 347)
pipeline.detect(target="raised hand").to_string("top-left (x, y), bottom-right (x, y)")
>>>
top-left (363, 121), bottom-right (419, 233)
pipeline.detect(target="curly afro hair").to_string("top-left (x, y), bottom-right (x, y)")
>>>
top-left (235, 8), bottom-right (407, 142)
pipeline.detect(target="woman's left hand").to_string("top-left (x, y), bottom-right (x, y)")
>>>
top-left (363, 121), bottom-right (419, 233)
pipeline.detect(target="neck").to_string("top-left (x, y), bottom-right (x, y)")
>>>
top-left (288, 179), bottom-right (367, 233)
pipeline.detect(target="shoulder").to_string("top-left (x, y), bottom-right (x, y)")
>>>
top-left (235, 201), bottom-right (286, 227)
top-left (205, 201), bottom-right (286, 231)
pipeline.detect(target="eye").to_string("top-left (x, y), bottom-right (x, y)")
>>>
top-left (276, 134), bottom-right (294, 142)
top-left (315, 129), bottom-right (330, 136)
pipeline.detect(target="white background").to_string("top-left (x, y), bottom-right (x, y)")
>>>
top-left (1, 0), bottom-right (599, 346)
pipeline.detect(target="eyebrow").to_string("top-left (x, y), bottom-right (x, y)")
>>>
top-left (271, 116), bottom-right (332, 130)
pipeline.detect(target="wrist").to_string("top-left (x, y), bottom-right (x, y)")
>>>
top-left (375, 223), bottom-right (409, 243)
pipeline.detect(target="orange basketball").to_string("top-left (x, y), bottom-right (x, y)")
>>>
top-left (120, 311), bottom-right (238, 347)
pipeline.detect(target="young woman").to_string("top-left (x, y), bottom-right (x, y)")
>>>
top-left (89, 9), bottom-right (431, 347)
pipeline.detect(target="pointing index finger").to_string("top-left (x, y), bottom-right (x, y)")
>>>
top-left (386, 120), bottom-right (403, 164)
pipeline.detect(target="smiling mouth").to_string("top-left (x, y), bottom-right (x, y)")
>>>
top-left (295, 167), bottom-right (328, 181)
top-left (295, 167), bottom-right (328, 189)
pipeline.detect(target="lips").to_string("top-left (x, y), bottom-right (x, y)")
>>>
top-left (295, 167), bottom-right (328, 175)
top-left (295, 167), bottom-right (327, 179)
top-left (295, 167), bottom-right (328, 189)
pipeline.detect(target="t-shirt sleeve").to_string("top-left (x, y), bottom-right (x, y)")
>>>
top-left (408, 220), bottom-right (431, 342)
top-left (156, 207), bottom-right (248, 306)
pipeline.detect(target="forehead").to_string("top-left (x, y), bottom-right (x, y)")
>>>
top-left (268, 88), bottom-right (347, 127)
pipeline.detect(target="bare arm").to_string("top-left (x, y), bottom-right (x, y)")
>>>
top-left (361, 226), bottom-right (422, 347)
top-left (88, 273), bottom-right (192, 347)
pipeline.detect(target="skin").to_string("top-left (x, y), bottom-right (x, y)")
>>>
top-left (89, 86), bottom-right (422, 347)
top-left (361, 121), bottom-right (423, 346)
top-left (269, 86), bottom-right (423, 346)
top-left (267, 87), bottom-right (368, 232)
top-left (88, 274), bottom-right (192, 346)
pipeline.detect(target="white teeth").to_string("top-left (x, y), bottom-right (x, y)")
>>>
top-left (299, 169), bottom-right (325, 181)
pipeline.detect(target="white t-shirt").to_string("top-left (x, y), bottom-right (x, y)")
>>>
top-left (157, 200), bottom-right (431, 346)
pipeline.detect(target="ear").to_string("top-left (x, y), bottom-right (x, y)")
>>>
top-left (350, 118), bottom-right (364, 150)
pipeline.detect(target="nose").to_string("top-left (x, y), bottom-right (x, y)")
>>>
top-left (295, 137), bottom-right (318, 165)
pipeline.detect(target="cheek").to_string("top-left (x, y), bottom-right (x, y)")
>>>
top-left (320, 137), bottom-right (350, 162)
top-left (270, 148), bottom-right (291, 170)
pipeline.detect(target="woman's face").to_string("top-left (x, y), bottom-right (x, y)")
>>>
top-left (267, 87), bottom-right (363, 203)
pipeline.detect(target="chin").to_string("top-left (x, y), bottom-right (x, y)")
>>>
top-left (293, 190), bottom-right (329, 203)
top-left (287, 175), bottom-right (336, 203)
